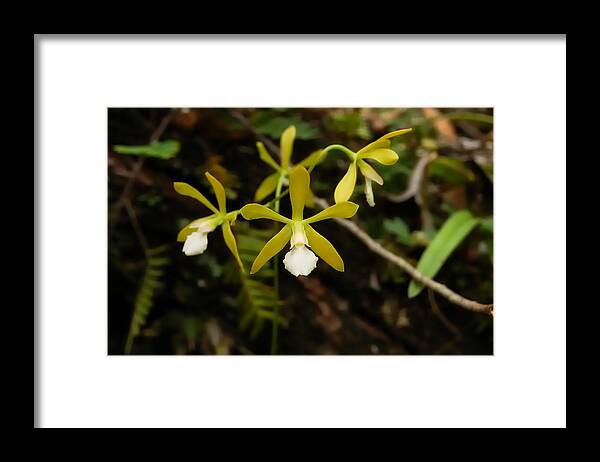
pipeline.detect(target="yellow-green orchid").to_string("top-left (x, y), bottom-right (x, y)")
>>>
top-left (173, 172), bottom-right (244, 271)
top-left (333, 128), bottom-right (413, 207)
top-left (241, 166), bottom-right (358, 277)
top-left (254, 125), bottom-right (322, 205)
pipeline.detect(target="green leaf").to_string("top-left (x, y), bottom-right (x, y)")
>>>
top-left (253, 114), bottom-right (320, 140)
top-left (408, 210), bottom-right (479, 298)
top-left (124, 246), bottom-right (170, 354)
top-left (383, 218), bottom-right (414, 246)
top-left (326, 111), bottom-right (372, 140)
top-left (443, 111), bottom-right (493, 125)
top-left (479, 216), bottom-right (493, 234)
top-left (428, 156), bottom-right (476, 183)
top-left (113, 140), bottom-right (180, 159)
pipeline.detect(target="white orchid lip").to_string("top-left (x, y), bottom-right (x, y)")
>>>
top-left (364, 178), bottom-right (375, 207)
top-left (193, 217), bottom-right (221, 233)
top-left (183, 230), bottom-right (209, 256)
top-left (181, 216), bottom-right (220, 256)
top-left (283, 244), bottom-right (318, 277)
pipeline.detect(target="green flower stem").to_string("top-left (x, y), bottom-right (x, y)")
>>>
top-left (320, 144), bottom-right (356, 161)
top-left (262, 189), bottom-right (290, 209)
top-left (271, 173), bottom-right (285, 355)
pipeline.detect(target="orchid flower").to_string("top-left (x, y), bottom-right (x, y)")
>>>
top-left (333, 128), bottom-right (412, 207)
top-left (173, 172), bottom-right (244, 271)
top-left (241, 166), bottom-right (358, 277)
top-left (254, 125), bottom-right (322, 205)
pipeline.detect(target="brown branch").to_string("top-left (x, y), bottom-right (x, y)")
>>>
top-left (124, 198), bottom-right (149, 255)
top-left (427, 288), bottom-right (462, 337)
top-left (229, 109), bottom-right (281, 159)
top-left (313, 197), bottom-right (493, 315)
top-left (109, 109), bottom-right (176, 232)
top-left (386, 152), bottom-right (437, 203)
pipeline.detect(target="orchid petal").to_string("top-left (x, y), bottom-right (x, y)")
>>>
top-left (357, 128), bottom-right (412, 155)
top-left (256, 142), bottom-right (281, 171)
top-left (334, 162), bottom-right (357, 203)
top-left (205, 172), bottom-right (227, 214)
top-left (304, 224), bottom-right (344, 272)
top-left (222, 221), bottom-right (244, 272)
top-left (304, 201), bottom-right (359, 224)
top-left (289, 166), bottom-right (309, 221)
top-left (280, 125), bottom-right (296, 169)
top-left (250, 225), bottom-right (293, 274)
top-left (182, 231), bottom-right (208, 256)
top-left (305, 186), bottom-right (315, 208)
top-left (364, 178), bottom-right (375, 207)
top-left (298, 149), bottom-right (323, 170)
top-left (358, 148), bottom-right (399, 165)
top-left (173, 182), bottom-right (219, 214)
top-left (240, 204), bottom-right (291, 224)
top-left (357, 159), bottom-right (384, 185)
top-left (176, 215), bottom-right (220, 242)
top-left (283, 245), bottom-right (318, 277)
top-left (177, 224), bottom-right (196, 242)
top-left (254, 172), bottom-right (280, 201)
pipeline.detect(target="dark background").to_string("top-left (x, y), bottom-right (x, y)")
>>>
top-left (108, 107), bottom-right (493, 355)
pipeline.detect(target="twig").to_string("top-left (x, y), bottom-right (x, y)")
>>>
top-left (229, 109), bottom-right (281, 159)
top-left (427, 288), bottom-right (462, 337)
top-left (313, 197), bottom-right (493, 315)
top-left (386, 152), bottom-right (437, 203)
top-left (124, 198), bottom-right (149, 255)
top-left (415, 154), bottom-right (435, 231)
top-left (110, 108), bottom-right (176, 231)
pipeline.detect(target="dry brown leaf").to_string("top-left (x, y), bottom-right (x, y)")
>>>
top-left (422, 108), bottom-right (458, 141)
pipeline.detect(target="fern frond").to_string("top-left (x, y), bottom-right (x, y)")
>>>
top-left (225, 223), bottom-right (286, 339)
top-left (124, 245), bottom-right (170, 354)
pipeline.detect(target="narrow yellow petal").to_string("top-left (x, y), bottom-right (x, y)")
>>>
top-left (334, 162), bottom-right (357, 203)
top-left (254, 172), bottom-right (280, 201)
top-left (289, 166), bottom-right (309, 221)
top-left (256, 142), bottom-right (281, 171)
top-left (222, 221), bottom-right (244, 272)
top-left (250, 225), bottom-right (292, 274)
top-left (358, 138), bottom-right (390, 154)
top-left (305, 187), bottom-right (315, 208)
top-left (304, 224), bottom-right (344, 272)
top-left (240, 204), bottom-right (291, 223)
top-left (357, 159), bottom-right (384, 185)
top-left (298, 149), bottom-right (323, 170)
top-left (357, 128), bottom-right (412, 155)
top-left (304, 201), bottom-right (359, 224)
top-left (177, 224), bottom-right (195, 242)
top-left (176, 215), bottom-right (219, 242)
top-left (173, 182), bottom-right (219, 214)
top-left (280, 125), bottom-right (296, 169)
top-left (205, 172), bottom-right (227, 214)
top-left (358, 148), bottom-right (399, 165)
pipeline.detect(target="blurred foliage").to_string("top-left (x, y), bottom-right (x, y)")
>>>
top-left (250, 111), bottom-right (320, 140)
top-left (222, 223), bottom-right (286, 339)
top-left (124, 245), bottom-right (170, 354)
top-left (113, 140), bottom-right (181, 159)
top-left (383, 217), bottom-right (414, 247)
top-left (408, 210), bottom-right (480, 298)
top-left (108, 107), bottom-right (493, 355)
